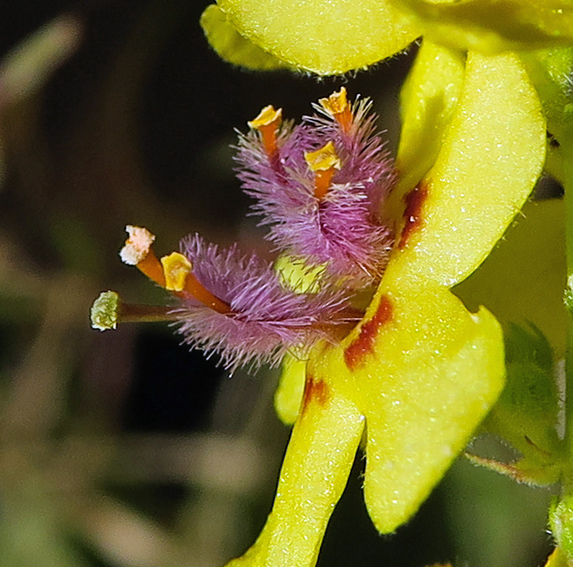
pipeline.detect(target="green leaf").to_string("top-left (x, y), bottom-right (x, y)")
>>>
top-left (485, 323), bottom-right (562, 460)
top-left (550, 494), bottom-right (573, 562)
top-left (521, 47), bottom-right (573, 183)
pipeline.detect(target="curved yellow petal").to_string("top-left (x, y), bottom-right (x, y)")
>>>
top-left (394, 40), bottom-right (465, 196)
top-left (391, 0), bottom-right (573, 53)
top-left (226, 376), bottom-right (364, 567)
top-left (200, 4), bottom-right (290, 70)
top-left (386, 51), bottom-right (545, 288)
top-left (309, 284), bottom-right (504, 533)
top-left (216, 0), bottom-right (420, 75)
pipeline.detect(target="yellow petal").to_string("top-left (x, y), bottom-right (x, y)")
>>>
top-left (310, 284), bottom-right (505, 533)
top-left (274, 353), bottom-right (306, 425)
top-left (390, 0), bottom-right (573, 53)
top-left (226, 377), bottom-right (364, 567)
top-left (200, 4), bottom-right (290, 70)
top-left (394, 39), bottom-right (465, 196)
top-left (455, 198), bottom-right (566, 357)
top-left (386, 51), bottom-right (545, 288)
top-left (216, 0), bottom-right (420, 75)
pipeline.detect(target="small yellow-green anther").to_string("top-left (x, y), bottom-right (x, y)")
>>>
top-left (90, 290), bottom-right (120, 331)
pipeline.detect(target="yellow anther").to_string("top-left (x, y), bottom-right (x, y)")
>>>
top-left (161, 252), bottom-right (231, 314)
top-left (319, 87), bottom-right (348, 116)
top-left (161, 252), bottom-right (192, 292)
top-left (319, 87), bottom-right (352, 132)
top-left (248, 105), bottom-right (282, 157)
top-left (305, 141), bottom-right (341, 172)
top-left (305, 142), bottom-right (342, 200)
top-left (248, 105), bottom-right (282, 130)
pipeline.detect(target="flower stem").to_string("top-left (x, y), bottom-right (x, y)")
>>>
top-left (562, 137), bottom-right (573, 488)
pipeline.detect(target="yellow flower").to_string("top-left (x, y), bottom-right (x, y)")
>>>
top-left (197, 2), bottom-right (561, 564)
top-left (224, 48), bottom-right (546, 567)
top-left (198, 2), bottom-right (559, 564)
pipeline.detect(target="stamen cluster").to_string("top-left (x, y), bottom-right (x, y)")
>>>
top-left (107, 89), bottom-right (396, 372)
top-left (236, 88), bottom-right (394, 287)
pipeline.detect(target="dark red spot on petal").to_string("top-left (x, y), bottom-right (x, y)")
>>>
top-left (399, 183), bottom-right (429, 249)
top-left (301, 375), bottom-right (330, 416)
top-left (344, 295), bottom-right (393, 371)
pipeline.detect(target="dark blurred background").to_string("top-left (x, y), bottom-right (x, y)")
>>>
top-left (0, 1), bottom-right (553, 566)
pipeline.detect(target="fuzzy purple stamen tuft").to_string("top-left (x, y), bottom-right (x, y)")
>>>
top-left (236, 93), bottom-right (395, 287)
top-left (172, 234), bottom-right (358, 372)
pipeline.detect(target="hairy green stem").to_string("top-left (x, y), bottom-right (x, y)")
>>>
top-left (563, 139), bottom-right (573, 489)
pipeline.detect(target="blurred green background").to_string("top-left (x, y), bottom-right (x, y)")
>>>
top-left (0, 1), bottom-right (555, 565)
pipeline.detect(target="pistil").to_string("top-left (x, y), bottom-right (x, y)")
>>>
top-left (90, 290), bottom-right (176, 330)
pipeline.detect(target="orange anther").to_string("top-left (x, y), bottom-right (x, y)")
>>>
top-left (319, 87), bottom-right (353, 133)
top-left (161, 252), bottom-right (192, 292)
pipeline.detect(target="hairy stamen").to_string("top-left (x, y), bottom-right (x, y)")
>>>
top-left (305, 141), bottom-right (341, 200)
top-left (248, 105), bottom-right (282, 158)
top-left (161, 252), bottom-right (231, 314)
top-left (319, 87), bottom-right (352, 133)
